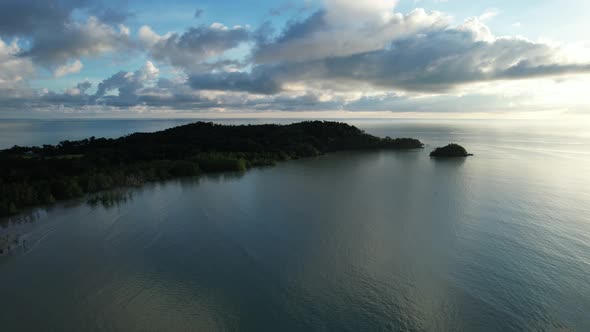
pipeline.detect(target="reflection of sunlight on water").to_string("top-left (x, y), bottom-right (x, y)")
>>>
top-left (498, 139), bottom-right (584, 145)
top-left (487, 144), bottom-right (590, 157)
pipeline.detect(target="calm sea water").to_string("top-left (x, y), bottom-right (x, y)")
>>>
top-left (1, 119), bottom-right (590, 331)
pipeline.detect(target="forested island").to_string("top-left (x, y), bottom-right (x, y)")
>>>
top-left (0, 121), bottom-right (423, 217)
top-left (430, 144), bottom-right (473, 157)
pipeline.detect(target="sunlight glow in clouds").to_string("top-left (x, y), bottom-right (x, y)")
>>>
top-left (0, 0), bottom-right (589, 118)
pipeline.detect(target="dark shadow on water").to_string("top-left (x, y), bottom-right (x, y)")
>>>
top-left (430, 157), bottom-right (467, 167)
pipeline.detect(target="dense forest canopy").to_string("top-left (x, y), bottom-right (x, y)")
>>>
top-left (0, 121), bottom-right (423, 217)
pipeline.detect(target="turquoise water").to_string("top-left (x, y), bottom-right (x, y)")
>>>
top-left (1, 119), bottom-right (589, 331)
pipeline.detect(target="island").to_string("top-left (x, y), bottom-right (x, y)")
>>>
top-left (0, 121), bottom-right (424, 217)
top-left (429, 144), bottom-right (473, 158)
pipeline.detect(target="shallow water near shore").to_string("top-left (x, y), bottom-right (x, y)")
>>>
top-left (1, 119), bottom-right (590, 331)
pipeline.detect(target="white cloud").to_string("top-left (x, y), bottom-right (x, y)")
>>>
top-left (324, 0), bottom-right (397, 23)
top-left (459, 17), bottom-right (495, 42)
top-left (0, 37), bottom-right (35, 98)
top-left (118, 24), bottom-right (131, 36)
top-left (138, 25), bottom-right (162, 48)
top-left (54, 60), bottom-right (83, 78)
top-left (478, 9), bottom-right (499, 22)
top-left (137, 60), bottom-right (160, 81)
top-left (0, 39), bottom-right (34, 82)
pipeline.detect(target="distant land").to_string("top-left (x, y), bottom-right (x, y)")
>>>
top-left (0, 121), bottom-right (423, 217)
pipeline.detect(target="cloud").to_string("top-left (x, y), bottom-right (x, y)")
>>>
top-left (4, 58), bottom-right (340, 113)
top-left (21, 16), bottom-right (133, 67)
top-left (2, 0), bottom-right (590, 116)
top-left (323, 0), bottom-right (397, 23)
top-left (478, 9), bottom-right (499, 22)
top-left (201, 12), bottom-right (590, 94)
top-left (87, 6), bottom-right (134, 25)
top-left (0, 1), bottom-right (134, 68)
top-left (41, 81), bottom-right (93, 106)
top-left (75, 81), bottom-right (92, 94)
top-left (54, 60), bottom-right (83, 77)
top-left (0, 37), bottom-right (36, 103)
top-left (0, 38), bottom-right (35, 84)
top-left (188, 66), bottom-right (282, 94)
top-left (254, 7), bottom-right (450, 63)
top-left (92, 61), bottom-right (160, 106)
top-left (139, 23), bottom-right (250, 71)
top-left (0, 0), bottom-right (83, 36)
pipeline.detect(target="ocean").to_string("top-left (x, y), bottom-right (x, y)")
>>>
top-left (0, 118), bottom-right (589, 331)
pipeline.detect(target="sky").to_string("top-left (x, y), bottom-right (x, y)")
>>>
top-left (1, 0), bottom-right (590, 119)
